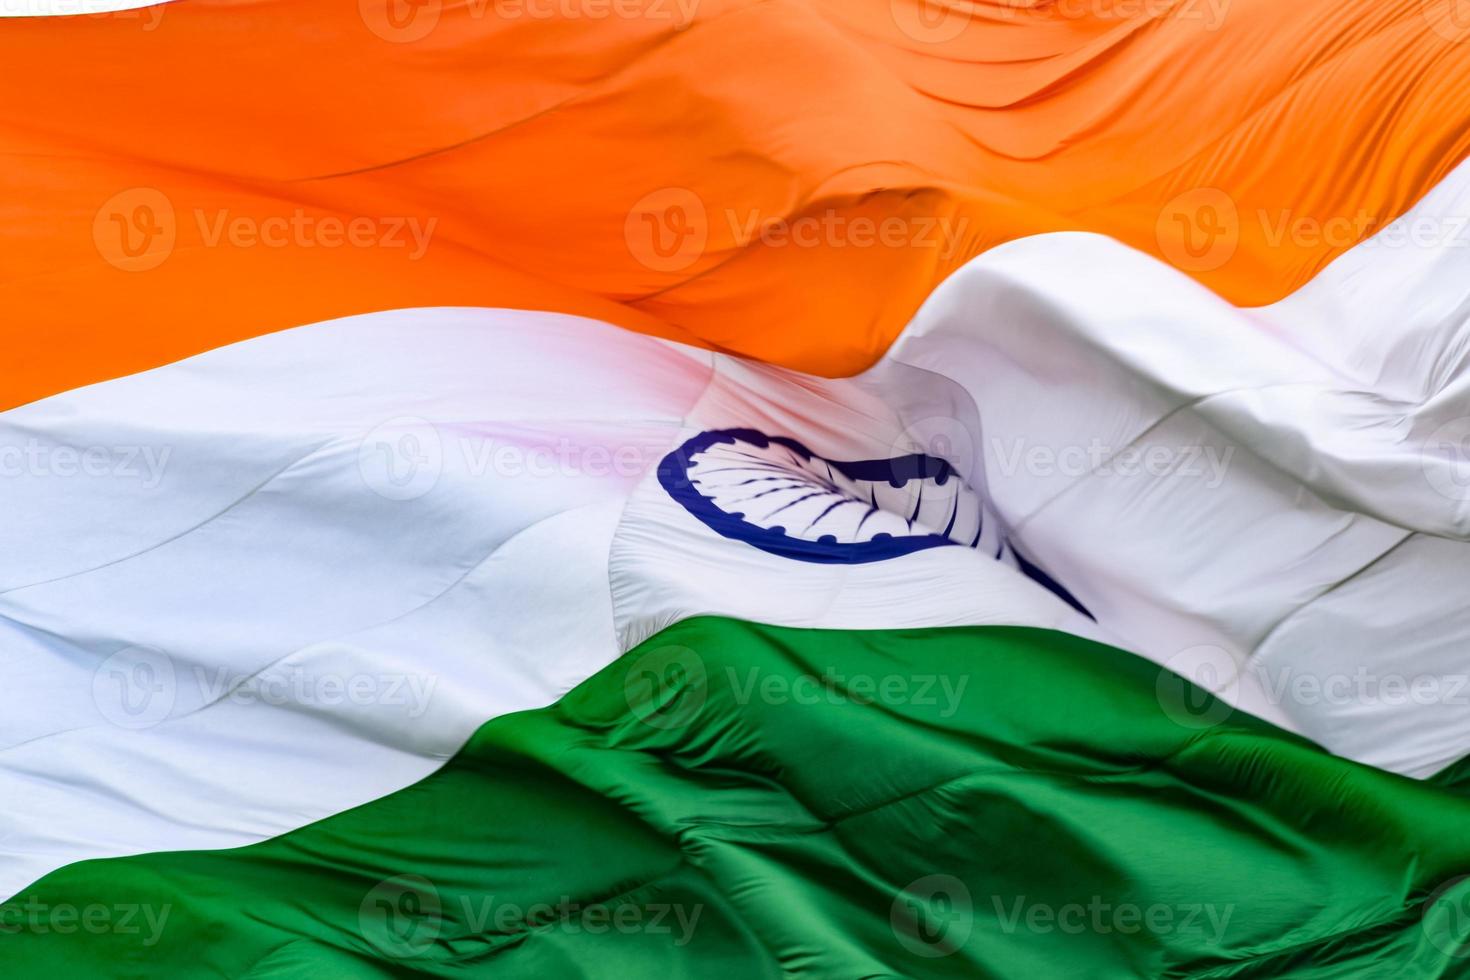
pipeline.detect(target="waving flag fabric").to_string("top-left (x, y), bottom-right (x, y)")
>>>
top-left (4, 1), bottom-right (1470, 977)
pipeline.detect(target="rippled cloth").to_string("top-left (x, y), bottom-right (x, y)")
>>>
top-left (3, 0), bottom-right (1470, 405)
top-left (7, 620), bottom-right (1470, 977)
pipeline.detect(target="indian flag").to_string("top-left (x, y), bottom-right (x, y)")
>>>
top-left (3, 1), bottom-right (1470, 975)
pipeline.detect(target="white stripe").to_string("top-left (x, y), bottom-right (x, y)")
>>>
top-left (6, 158), bottom-right (1470, 894)
top-left (0, 312), bottom-right (693, 895)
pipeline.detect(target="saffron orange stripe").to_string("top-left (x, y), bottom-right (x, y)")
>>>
top-left (3, 0), bottom-right (1469, 407)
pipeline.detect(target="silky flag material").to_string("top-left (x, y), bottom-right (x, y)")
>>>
top-left (5, 0), bottom-right (1470, 976)
top-left (6, 202), bottom-right (1470, 969)
top-left (6, 620), bottom-right (1470, 977)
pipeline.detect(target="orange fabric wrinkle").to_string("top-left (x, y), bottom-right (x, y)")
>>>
top-left (2, 0), bottom-right (1468, 407)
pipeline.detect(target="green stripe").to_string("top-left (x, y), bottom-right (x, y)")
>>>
top-left (1432, 754), bottom-right (1470, 797)
top-left (4, 619), bottom-right (1469, 977)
